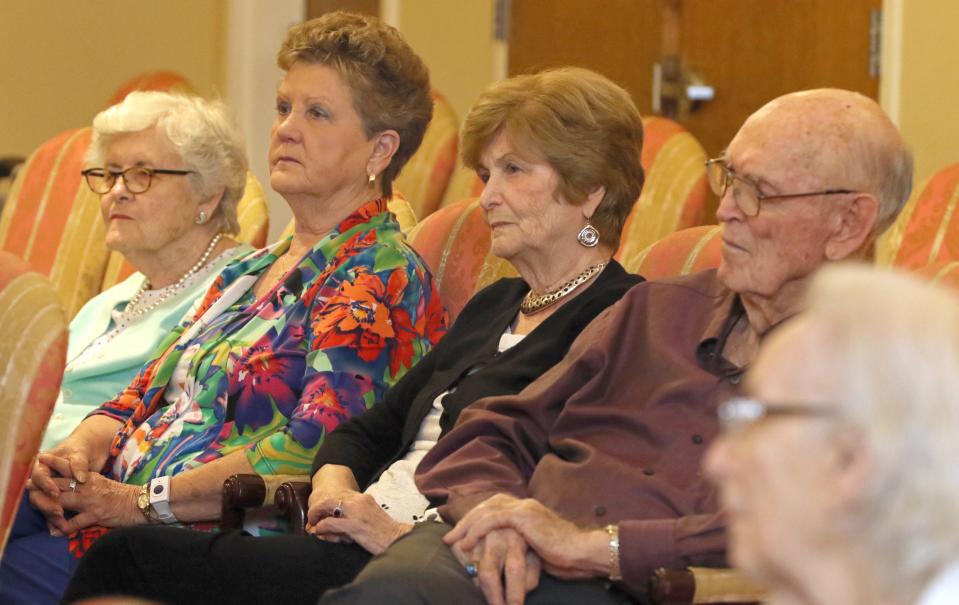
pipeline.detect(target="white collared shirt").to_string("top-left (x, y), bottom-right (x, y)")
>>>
top-left (917, 562), bottom-right (959, 605)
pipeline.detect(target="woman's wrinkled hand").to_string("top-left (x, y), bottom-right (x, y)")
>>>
top-left (31, 473), bottom-right (142, 536)
top-left (308, 491), bottom-right (413, 555)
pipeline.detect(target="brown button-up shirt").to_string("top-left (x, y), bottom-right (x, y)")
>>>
top-left (416, 270), bottom-right (744, 599)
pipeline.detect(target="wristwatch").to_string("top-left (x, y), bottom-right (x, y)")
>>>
top-left (136, 477), bottom-right (178, 525)
top-left (136, 484), bottom-right (157, 523)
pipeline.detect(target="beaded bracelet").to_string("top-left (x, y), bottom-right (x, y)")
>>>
top-left (605, 524), bottom-right (622, 581)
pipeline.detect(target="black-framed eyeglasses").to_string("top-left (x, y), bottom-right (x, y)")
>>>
top-left (705, 158), bottom-right (857, 217)
top-left (81, 167), bottom-right (195, 195)
top-left (718, 396), bottom-right (838, 433)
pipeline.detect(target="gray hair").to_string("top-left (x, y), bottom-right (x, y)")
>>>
top-left (805, 264), bottom-right (959, 600)
top-left (86, 91), bottom-right (248, 234)
top-left (857, 134), bottom-right (914, 236)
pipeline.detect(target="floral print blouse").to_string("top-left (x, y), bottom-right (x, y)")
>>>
top-left (91, 198), bottom-right (447, 485)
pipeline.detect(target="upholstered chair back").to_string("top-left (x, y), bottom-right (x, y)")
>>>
top-left (876, 163), bottom-right (959, 269)
top-left (393, 90), bottom-right (460, 220)
top-left (0, 128), bottom-right (109, 318)
top-left (0, 252), bottom-right (67, 555)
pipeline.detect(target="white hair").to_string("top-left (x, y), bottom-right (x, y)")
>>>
top-left (86, 91), bottom-right (248, 234)
top-left (805, 264), bottom-right (959, 600)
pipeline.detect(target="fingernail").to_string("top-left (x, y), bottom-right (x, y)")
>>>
top-left (76, 472), bottom-right (87, 483)
top-left (49, 528), bottom-right (63, 537)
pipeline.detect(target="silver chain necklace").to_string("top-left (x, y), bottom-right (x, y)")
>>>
top-left (520, 261), bottom-right (607, 316)
top-left (122, 233), bottom-right (223, 319)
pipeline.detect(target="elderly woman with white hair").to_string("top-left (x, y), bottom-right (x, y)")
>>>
top-left (1, 90), bottom-right (253, 604)
top-left (706, 264), bottom-right (959, 605)
top-left (42, 91), bottom-right (252, 450)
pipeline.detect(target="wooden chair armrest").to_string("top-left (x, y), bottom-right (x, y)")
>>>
top-left (650, 566), bottom-right (767, 604)
top-left (275, 481), bottom-right (312, 534)
top-left (220, 473), bottom-right (310, 531)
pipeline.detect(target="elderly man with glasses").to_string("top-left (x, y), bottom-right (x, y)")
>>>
top-left (706, 265), bottom-right (959, 605)
top-left (319, 89), bottom-right (913, 605)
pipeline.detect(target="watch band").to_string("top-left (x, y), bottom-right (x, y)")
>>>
top-left (148, 476), bottom-right (178, 524)
top-left (605, 524), bottom-right (623, 581)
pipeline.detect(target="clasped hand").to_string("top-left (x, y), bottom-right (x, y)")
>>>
top-left (305, 467), bottom-right (412, 555)
top-left (26, 446), bottom-right (140, 535)
top-left (444, 494), bottom-right (610, 605)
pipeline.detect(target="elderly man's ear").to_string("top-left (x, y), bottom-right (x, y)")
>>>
top-left (823, 428), bottom-right (874, 514)
top-left (824, 193), bottom-right (880, 260)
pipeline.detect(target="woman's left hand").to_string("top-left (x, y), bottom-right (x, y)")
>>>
top-left (41, 474), bottom-right (143, 535)
top-left (308, 492), bottom-right (412, 555)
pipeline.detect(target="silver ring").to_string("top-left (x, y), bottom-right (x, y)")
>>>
top-left (465, 561), bottom-right (479, 578)
top-left (332, 499), bottom-right (343, 518)
top-left (68, 479), bottom-right (78, 492)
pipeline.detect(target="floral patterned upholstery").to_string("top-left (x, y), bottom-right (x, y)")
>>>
top-left (876, 163), bottom-right (959, 269)
top-left (0, 252), bottom-right (67, 555)
top-left (393, 90), bottom-right (459, 220)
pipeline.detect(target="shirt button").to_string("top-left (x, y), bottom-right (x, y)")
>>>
top-left (729, 374), bottom-right (742, 385)
top-left (692, 434), bottom-right (704, 445)
top-left (594, 505), bottom-right (606, 517)
top-left (54, 413), bottom-right (64, 421)
top-left (643, 468), bottom-right (655, 476)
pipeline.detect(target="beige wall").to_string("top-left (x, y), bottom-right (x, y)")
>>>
top-left (891, 0), bottom-right (959, 187)
top-left (390, 0), bottom-right (500, 126)
top-left (0, 0), bottom-right (224, 159)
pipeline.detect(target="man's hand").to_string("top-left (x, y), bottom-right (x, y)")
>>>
top-left (449, 526), bottom-right (541, 605)
top-left (308, 492), bottom-right (412, 555)
top-left (445, 494), bottom-right (609, 580)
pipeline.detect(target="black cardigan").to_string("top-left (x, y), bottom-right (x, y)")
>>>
top-left (312, 260), bottom-right (643, 488)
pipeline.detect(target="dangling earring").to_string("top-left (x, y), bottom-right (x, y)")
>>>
top-left (577, 216), bottom-right (600, 248)
top-left (368, 172), bottom-right (376, 185)
top-left (195, 210), bottom-right (208, 225)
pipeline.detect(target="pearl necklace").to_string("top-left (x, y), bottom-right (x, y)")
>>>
top-left (520, 261), bottom-right (607, 316)
top-left (123, 233), bottom-right (223, 319)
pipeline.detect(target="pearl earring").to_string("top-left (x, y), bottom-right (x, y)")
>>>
top-left (195, 210), bottom-right (208, 225)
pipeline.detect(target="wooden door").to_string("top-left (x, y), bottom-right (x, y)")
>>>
top-left (509, 0), bottom-right (881, 157)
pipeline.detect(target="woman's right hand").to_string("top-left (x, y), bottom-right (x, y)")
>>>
top-left (306, 464), bottom-right (361, 528)
top-left (25, 441), bottom-right (96, 522)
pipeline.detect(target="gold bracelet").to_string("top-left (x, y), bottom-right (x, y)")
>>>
top-left (605, 524), bottom-right (622, 581)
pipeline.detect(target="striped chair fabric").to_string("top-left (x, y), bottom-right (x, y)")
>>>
top-left (876, 163), bottom-right (959, 269)
top-left (0, 128), bottom-right (109, 318)
top-left (626, 224), bottom-right (723, 279)
top-left (393, 90), bottom-right (460, 220)
top-left (105, 70), bottom-right (197, 107)
top-left (616, 116), bottom-right (711, 270)
top-left (0, 252), bottom-right (67, 556)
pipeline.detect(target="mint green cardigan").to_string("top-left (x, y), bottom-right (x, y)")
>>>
top-left (41, 246), bottom-right (252, 450)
